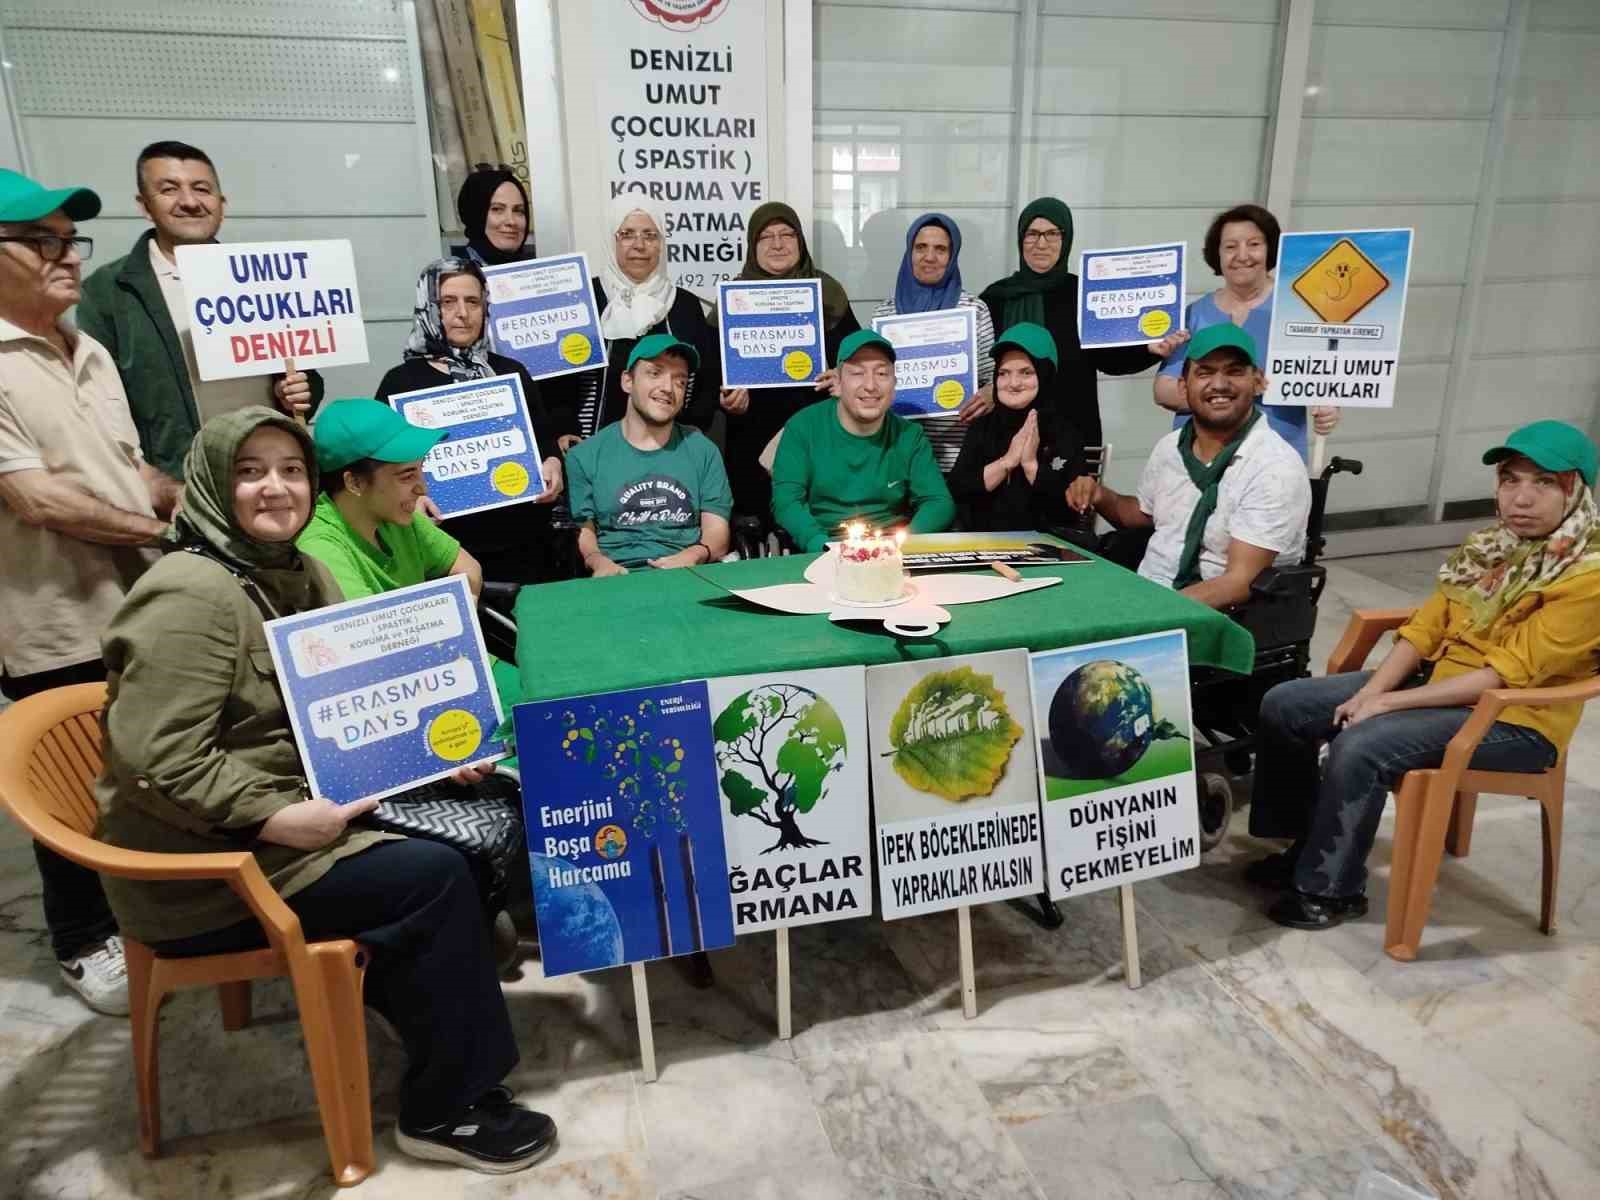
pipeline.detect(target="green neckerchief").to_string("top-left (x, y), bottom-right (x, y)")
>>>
top-left (1172, 406), bottom-right (1263, 590)
top-left (983, 197), bottom-right (1076, 329)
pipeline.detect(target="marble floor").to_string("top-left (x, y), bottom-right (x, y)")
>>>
top-left (3, 550), bottom-right (1598, 1199)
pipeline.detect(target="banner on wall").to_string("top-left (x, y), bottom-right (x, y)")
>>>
top-left (596, 0), bottom-right (771, 296)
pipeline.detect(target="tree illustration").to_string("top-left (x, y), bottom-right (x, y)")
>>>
top-left (713, 685), bottom-right (847, 854)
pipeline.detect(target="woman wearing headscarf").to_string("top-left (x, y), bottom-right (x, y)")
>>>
top-left (947, 323), bottom-right (1089, 539)
top-left (718, 201), bottom-right (861, 522)
top-left (980, 197), bottom-right (1173, 449)
top-left (457, 166), bottom-right (534, 267)
top-left (1245, 420), bottom-right (1600, 932)
top-left (374, 257), bottom-right (565, 584)
top-left (545, 195), bottom-right (720, 448)
top-left (871, 213), bottom-right (996, 473)
top-left (94, 407), bottom-right (557, 1173)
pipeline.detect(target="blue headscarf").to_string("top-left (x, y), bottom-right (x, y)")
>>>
top-left (892, 213), bottom-right (963, 315)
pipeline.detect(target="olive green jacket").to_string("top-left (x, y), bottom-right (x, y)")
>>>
top-left (95, 548), bottom-right (392, 944)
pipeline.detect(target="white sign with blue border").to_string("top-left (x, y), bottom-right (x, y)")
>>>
top-left (717, 278), bottom-right (826, 390)
top-left (265, 576), bottom-right (506, 806)
top-left (871, 308), bottom-right (979, 419)
top-left (482, 252), bottom-right (606, 381)
top-left (388, 373), bottom-right (545, 520)
top-left (1077, 241), bottom-right (1187, 349)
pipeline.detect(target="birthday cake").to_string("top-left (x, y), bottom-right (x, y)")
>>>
top-left (834, 530), bottom-right (906, 604)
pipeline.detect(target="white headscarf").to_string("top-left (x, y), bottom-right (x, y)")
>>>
top-left (599, 194), bottom-right (676, 339)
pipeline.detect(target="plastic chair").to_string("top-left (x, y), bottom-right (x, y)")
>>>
top-left (0, 684), bottom-right (376, 1186)
top-left (1326, 609), bottom-right (1600, 962)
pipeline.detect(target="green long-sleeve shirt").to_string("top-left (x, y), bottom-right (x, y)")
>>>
top-left (770, 402), bottom-right (955, 552)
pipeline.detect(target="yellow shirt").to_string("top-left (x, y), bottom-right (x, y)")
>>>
top-left (1396, 570), bottom-right (1600, 752)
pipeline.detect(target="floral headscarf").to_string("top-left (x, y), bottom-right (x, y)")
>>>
top-left (403, 257), bottom-right (495, 381)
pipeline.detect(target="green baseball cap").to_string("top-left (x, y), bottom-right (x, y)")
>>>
top-left (835, 329), bottom-right (896, 367)
top-left (0, 168), bottom-right (101, 223)
top-left (1482, 420), bottom-right (1598, 488)
top-left (625, 332), bottom-right (699, 372)
top-left (313, 399), bottom-right (445, 471)
top-left (991, 322), bottom-right (1059, 370)
top-left (1185, 322), bottom-right (1259, 368)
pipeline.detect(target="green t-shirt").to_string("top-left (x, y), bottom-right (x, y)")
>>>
top-left (296, 493), bottom-right (461, 601)
top-left (566, 422), bottom-right (732, 567)
top-left (770, 402), bottom-right (956, 553)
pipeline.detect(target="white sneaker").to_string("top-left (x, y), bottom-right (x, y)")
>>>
top-left (59, 935), bottom-right (130, 1016)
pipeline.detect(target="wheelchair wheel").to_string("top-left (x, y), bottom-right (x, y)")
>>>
top-left (1198, 772), bottom-right (1234, 852)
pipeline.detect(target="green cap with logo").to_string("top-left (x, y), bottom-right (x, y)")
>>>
top-left (1482, 420), bottom-right (1598, 488)
top-left (991, 322), bottom-right (1059, 370)
top-left (625, 332), bottom-right (699, 372)
top-left (0, 168), bottom-right (101, 222)
top-left (1184, 322), bottom-right (1259, 368)
top-left (835, 329), bottom-right (896, 367)
top-left (312, 399), bottom-right (445, 471)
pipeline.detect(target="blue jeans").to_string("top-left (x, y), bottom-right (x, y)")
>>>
top-left (1249, 672), bottom-right (1557, 897)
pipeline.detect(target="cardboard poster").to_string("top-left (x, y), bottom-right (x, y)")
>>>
top-left (174, 239), bottom-right (368, 380)
top-left (263, 576), bottom-right (504, 806)
top-left (867, 650), bottom-right (1045, 919)
top-left (388, 373), bottom-right (545, 519)
top-left (717, 278), bottom-right (826, 389)
top-left (1028, 630), bottom-right (1200, 900)
top-left (1078, 241), bottom-right (1186, 349)
top-left (706, 666), bottom-right (872, 934)
top-left (482, 252), bottom-right (607, 381)
top-left (513, 682), bottom-right (736, 977)
top-left (898, 531), bottom-right (1090, 572)
top-left (871, 308), bottom-right (979, 419)
top-left (1265, 228), bottom-right (1414, 409)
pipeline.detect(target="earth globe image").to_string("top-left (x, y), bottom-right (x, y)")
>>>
top-left (529, 852), bottom-right (624, 968)
top-left (1048, 659), bottom-right (1158, 779)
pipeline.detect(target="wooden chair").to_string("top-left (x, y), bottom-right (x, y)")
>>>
top-left (1327, 609), bottom-right (1600, 962)
top-left (0, 684), bottom-right (375, 1186)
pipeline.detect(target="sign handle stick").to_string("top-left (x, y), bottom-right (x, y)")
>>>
top-left (631, 961), bottom-right (658, 1082)
top-left (283, 356), bottom-right (305, 427)
top-left (1310, 432), bottom-right (1328, 476)
top-left (1119, 885), bottom-right (1142, 990)
top-left (775, 926), bottom-right (792, 1040)
top-left (956, 905), bottom-right (978, 1019)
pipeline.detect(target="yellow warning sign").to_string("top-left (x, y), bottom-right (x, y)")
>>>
top-left (1291, 238), bottom-right (1389, 325)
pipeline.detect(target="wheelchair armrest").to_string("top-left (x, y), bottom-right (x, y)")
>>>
top-left (479, 580), bottom-right (521, 609)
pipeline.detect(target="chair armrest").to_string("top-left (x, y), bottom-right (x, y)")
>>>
top-left (1326, 607), bottom-right (1418, 675)
top-left (1437, 675), bottom-right (1600, 784)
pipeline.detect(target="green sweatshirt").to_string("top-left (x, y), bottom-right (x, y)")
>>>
top-left (771, 402), bottom-right (955, 552)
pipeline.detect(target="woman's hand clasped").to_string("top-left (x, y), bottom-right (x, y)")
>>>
top-left (260, 796), bottom-right (379, 850)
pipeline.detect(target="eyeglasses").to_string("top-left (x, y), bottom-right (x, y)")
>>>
top-left (0, 235), bottom-right (94, 262)
top-left (616, 229), bottom-right (661, 245)
top-left (757, 230), bottom-right (798, 249)
top-left (1021, 229), bottom-right (1063, 247)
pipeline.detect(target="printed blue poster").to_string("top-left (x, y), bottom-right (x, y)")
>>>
top-left (482, 252), bottom-right (606, 381)
top-left (1266, 228), bottom-right (1413, 410)
top-left (1077, 242), bottom-right (1186, 349)
top-left (871, 308), bottom-right (978, 419)
top-left (388, 373), bottom-right (544, 520)
top-left (515, 682), bottom-right (736, 977)
top-left (717, 278), bottom-right (826, 390)
top-left (264, 576), bottom-right (505, 805)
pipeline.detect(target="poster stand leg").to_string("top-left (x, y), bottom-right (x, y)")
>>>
top-left (1119, 885), bottom-right (1142, 990)
top-left (775, 926), bottom-right (792, 1040)
top-left (631, 962), bottom-right (658, 1081)
top-left (957, 905), bottom-right (978, 1019)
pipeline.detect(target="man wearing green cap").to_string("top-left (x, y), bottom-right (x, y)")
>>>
top-left (566, 334), bottom-right (732, 575)
top-left (770, 329), bottom-right (955, 552)
top-left (1245, 420), bottom-right (1600, 932)
top-left (0, 168), bottom-right (183, 1014)
top-left (1067, 323), bottom-right (1310, 610)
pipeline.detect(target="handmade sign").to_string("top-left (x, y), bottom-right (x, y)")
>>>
top-left (1078, 242), bottom-right (1186, 349)
top-left (513, 681), bottom-right (736, 977)
top-left (871, 308), bottom-right (978, 418)
top-left (867, 650), bottom-right (1045, 919)
top-left (264, 575), bottom-right (504, 805)
top-left (482, 252), bottom-right (606, 381)
top-left (898, 531), bottom-right (1090, 572)
top-left (717, 278), bottom-right (826, 389)
top-left (1266, 228), bottom-right (1413, 409)
top-left (174, 239), bottom-right (368, 380)
top-left (1028, 630), bottom-right (1200, 899)
top-left (388, 373), bottom-right (545, 519)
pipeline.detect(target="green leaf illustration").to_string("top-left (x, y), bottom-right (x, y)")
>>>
top-left (886, 666), bottom-right (1022, 802)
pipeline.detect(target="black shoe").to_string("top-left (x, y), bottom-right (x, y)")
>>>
top-left (1267, 889), bottom-right (1368, 931)
top-left (1241, 851), bottom-right (1298, 890)
top-left (396, 1091), bottom-right (557, 1174)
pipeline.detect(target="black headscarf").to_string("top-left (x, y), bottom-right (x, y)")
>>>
top-left (457, 167), bottom-right (534, 266)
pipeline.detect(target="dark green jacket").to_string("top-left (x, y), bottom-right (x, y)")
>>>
top-left (76, 230), bottom-right (325, 479)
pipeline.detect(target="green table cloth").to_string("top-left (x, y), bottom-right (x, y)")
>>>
top-left (515, 551), bottom-right (1253, 703)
